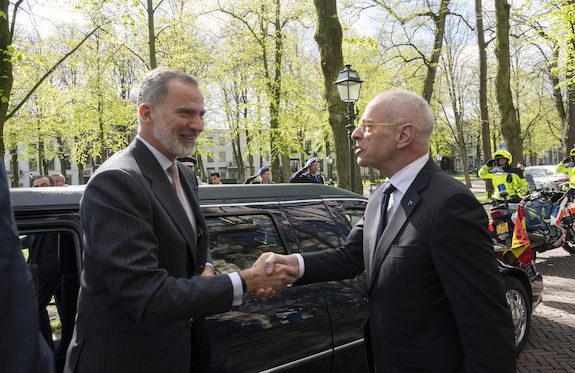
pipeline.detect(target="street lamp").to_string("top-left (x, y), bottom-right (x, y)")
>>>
top-left (333, 64), bottom-right (363, 192)
top-left (326, 155), bottom-right (334, 180)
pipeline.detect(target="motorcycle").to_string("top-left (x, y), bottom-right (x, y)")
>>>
top-left (489, 186), bottom-right (575, 256)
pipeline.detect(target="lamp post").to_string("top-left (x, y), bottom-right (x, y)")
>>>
top-left (333, 64), bottom-right (364, 193)
top-left (326, 155), bottom-right (334, 180)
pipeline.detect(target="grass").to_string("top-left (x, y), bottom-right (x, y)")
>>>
top-left (450, 173), bottom-right (482, 181)
top-left (474, 192), bottom-right (492, 204)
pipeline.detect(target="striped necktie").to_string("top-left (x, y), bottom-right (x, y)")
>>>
top-left (169, 163), bottom-right (197, 234)
top-left (169, 163), bottom-right (186, 209)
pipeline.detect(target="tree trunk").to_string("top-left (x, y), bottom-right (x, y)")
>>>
top-left (10, 145), bottom-right (17, 187)
top-left (475, 0), bottom-right (493, 196)
top-left (147, 0), bottom-right (157, 69)
top-left (269, 0), bottom-right (283, 183)
top-left (563, 78), bottom-right (575, 154)
top-left (549, 49), bottom-right (568, 154)
top-left (56, 136), bottom-right (67, 178)
top-left (245, 129), bottom-right (254, 178)
top-left (77, 163), bottom-right (84, 185)
top-left (494, 0), bottom-right (522, 163)
top-left (422, 0), bottom-right (450, 103)
top-left (313, 0), bottom-right (354, 191)
top-left (281, 153), bottom-right (290, 183)
top-left (0, 0), bottom-right (20, 158)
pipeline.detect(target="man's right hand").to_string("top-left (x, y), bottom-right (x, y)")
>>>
top-left (239, 253), bottom-right (298, 298)
top-left (486, 159), bottom-right (495, 167)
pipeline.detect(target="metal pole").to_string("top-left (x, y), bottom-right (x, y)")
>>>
top-left (346, 101), bottom-right (357, 193)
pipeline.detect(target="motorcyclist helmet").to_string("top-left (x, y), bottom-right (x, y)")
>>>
top-left (493, 149), bottom-right (512, 167)
top-left (570, 147), bottom-right (575, 158)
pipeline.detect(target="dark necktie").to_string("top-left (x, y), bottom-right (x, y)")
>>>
top-left (377, 183), bottom-right (396, 242)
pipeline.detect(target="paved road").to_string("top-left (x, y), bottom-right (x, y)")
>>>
top-left (445, 179), bottom-right (575, 371)
top-left (517, 248), bottom-right (575, 372)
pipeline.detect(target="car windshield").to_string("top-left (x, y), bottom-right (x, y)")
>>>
top-left (526, 170), bottom-right (546, 178)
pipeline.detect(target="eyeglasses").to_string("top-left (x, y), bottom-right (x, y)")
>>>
top-left (357, 122), bottom-right (400, 133)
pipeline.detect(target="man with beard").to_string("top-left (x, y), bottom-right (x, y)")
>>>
top-left (64, 68), bottom-right (295, 373)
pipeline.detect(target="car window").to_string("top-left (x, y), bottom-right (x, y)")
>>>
top-left (281, 201), bottom-right (344, 252)
top-left (323, 199), bottom-right (367, 237)
top-left (528, 170), bottom-right (545, 178)
top-left (346, 209), bottom-right (365, 227)
top-left (205, 214), bottom-right (286, 274)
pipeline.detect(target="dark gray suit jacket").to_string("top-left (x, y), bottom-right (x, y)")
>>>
top-left (65, 139), bottom-right (234, 373)
top-left (0, 161), bottom-right (54, 372)
top-left (298, 159), bottom-right (516, 372)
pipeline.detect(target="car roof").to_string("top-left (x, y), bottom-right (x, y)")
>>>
top-left (10, 184), bottom-right (366, 212)
top-left (525, 165), bottom-right (556, 171)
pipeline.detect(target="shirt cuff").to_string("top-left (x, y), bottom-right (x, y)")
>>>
top-left (294, 253), bottom-right (305, 279)
top-left (228, 272), bottom-right (243, 306)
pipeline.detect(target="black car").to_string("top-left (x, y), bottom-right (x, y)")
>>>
top-left (10, 184), bottom-right (541, 371)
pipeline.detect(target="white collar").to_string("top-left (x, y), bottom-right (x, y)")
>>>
top-left (136, 135), bottom-right (174, 172)
top-left (388, 153), bottom-right (429, 194)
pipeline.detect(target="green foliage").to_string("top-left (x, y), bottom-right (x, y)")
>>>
top-left (3, 0), bottom-right (572, 179)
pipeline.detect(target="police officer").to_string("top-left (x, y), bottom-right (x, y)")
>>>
top-left (479, 149), bottom-right (528, 203)
top-left (290, 158), bottom-right (325, 184)
top-left (556, 148), bottom-right (575, 192)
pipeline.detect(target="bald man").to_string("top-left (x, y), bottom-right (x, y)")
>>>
top-left (263, 90), bottom-right (516, 372)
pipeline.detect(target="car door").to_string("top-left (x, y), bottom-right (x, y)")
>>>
top-left (280, 198), bottom-right (369, 373)
top-left (202, 202), bottom-right (334, 373)
top-left (15, 214), bottom-right (83, 373)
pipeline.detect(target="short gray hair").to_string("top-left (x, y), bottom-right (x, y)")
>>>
top-left (379, 90), bottom-right (435, 142)
top-left (137, 67), bottom-right (198, 108)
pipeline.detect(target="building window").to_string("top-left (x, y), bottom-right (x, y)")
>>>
top-left (63, 156), bottom-right (71, 171)
top-left (207, 154), bottom-right (214, 163)
top-left (219, 136), bottom-right (227, 146)
top-left (219, 152), bottom-right (226, 162)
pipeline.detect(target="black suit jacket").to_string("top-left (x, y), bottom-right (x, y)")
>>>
top-left (298, 159), bottom-right (516, 372)
top-left (0, 161), bottom-right (54, 372)
top-left (65, 139), bottom-right (234, 373)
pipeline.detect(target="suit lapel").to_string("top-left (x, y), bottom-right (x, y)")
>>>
top-left (131, 140), bottom-right (198, 262)
top-left (365, 183), bottom-right (385, 274)
top-left (368, 159), bottom-right (436, 289)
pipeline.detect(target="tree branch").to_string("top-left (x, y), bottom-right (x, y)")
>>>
top-left (9, 0), bottom-right (24, 42)
top-left (7, 26), bottom-right (102, 121)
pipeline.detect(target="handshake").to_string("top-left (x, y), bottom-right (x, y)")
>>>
top-left (239, 253), bottom-right (300, 297)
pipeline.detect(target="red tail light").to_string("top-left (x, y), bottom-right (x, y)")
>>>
top-left (490, 210), bottom-right (505, 219)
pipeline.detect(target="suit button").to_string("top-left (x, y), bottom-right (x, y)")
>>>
top-left (187, 318), bottom-right (194, 327)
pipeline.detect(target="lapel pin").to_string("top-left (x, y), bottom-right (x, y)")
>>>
top-left (407, 200), bottom-right (413, 206)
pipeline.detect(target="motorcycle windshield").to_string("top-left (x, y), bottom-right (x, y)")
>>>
top-left (497, 203), bottom-right (548, 231)
top-left (528, 200), bottom-right (553, 220)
